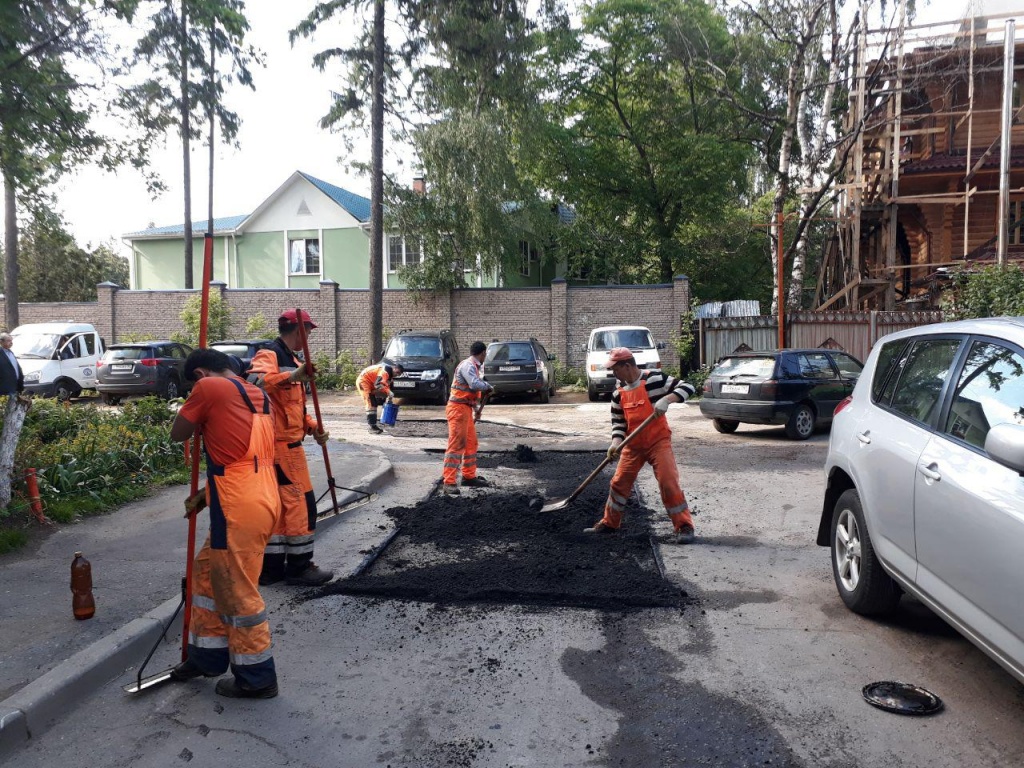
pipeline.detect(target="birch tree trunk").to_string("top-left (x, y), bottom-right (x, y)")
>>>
top-left (0, 395), bottom-right (29, 509)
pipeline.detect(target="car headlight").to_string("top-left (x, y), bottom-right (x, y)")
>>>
top-left (420, 369), bottom-right (442, 381)
top-left (24, 371), bottom-right (40, 382)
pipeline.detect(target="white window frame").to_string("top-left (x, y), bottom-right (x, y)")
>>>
top-left (387, 235), bottom-right (424, 273)
top-left (288, 237), bottom-right (321, 275)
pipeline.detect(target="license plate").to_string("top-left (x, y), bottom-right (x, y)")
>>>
top-left (721, 383), bottom-right (749, 394)
top-left (111, 364), bottom-right (133, 372)
top-left (393, 380), bottom-right (415, 388)
top-left (498, 366), bottom-right (521, 372)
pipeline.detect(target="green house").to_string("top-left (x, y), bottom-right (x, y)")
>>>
top-left (123, 171), bottom-right (564, 290)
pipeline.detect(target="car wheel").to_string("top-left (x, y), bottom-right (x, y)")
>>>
top-left (785, 403), bottom-right (815, 440)
top-left (163, 377), bottom-right (181, 400)
top-left (588, 384), bottom-right (599, 402)
top-left (538, 385), bottom-right (550, 404)
top-left (101, 393), bottom-right (122, 406)
top-left (54, 379), bottom-right (79, 402)
top-left (830, 489), bottom-right (901, 615)
top-left (712, 418), bottom-right (739, 434)
top-left (434, 376), bottom-right (449, 406)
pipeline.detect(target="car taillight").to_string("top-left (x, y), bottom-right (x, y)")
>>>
top-left (760, 380), bottom-right (778, 398)
top-left (140, 358), bottom-right (159, 367)
top-left (702, 380), bottom-right (711, 394)
top-left (834, 395), bottom-right (853, 416)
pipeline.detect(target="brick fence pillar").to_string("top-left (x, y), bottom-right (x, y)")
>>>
top-left (319, 280), bottom-right (339, 359)
top-left (550, 278), bottom-right (568, 366)
top-left (96, 281), bottom-right (120, 344)
top-left (673, 274), bottom-right (691, 370)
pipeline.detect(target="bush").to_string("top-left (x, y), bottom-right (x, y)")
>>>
top-left (175, 293), bottom-right (232, 346)
top-left (685, 364), bottom-right (712, 396)
top-left (313, 349), bottom-right (362, 391)
top-left (554, 361), bottom-right (585, 389)
top-left (244, 312), bottom-right (275, 339)
top-left (943, 265), bottom-right (1024, 319)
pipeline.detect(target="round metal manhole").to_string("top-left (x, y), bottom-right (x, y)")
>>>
top-left (862, 681), bottom-right (943, 716)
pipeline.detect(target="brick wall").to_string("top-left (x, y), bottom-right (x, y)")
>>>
top-left (2, 277), bottom-right (692, 371)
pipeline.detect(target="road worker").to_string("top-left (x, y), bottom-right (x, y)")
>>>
top-left (441, 340), bottom-right (493, 495)
top-left (357, 361), bottom-right (404, 434)
top-left (169, 348), bottom-right (281, 699)
top-left (584, 347), bottom-right (698, 544)
top-left (248, 309), bottom-right (334, 586)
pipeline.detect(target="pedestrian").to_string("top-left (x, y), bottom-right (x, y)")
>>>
top-left (247, 309), bottom-right (334, 586)
top-left (584, 347), bottom-right (698, 544)
top-left (441, 340), bottom-right (493, 495)
top-left (169, 348), bottom-right (281, 699)
top-left (0, 332), bottom-right (24, 396)
top-left (357, 361), bottom-right (404, 434)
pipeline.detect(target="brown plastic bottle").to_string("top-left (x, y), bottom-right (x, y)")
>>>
top-left (70, 551), bottom-right (95, 620)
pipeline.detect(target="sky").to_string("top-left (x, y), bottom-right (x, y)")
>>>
top-left (49, 0), bottom-right (1021, 255)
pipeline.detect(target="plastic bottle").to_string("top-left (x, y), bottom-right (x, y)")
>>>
top-left (71, 552), bottom-right (95, 620)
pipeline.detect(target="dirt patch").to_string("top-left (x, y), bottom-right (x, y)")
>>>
top-left (314, 451), bottom-right (692, 611)
top-left (386, 419), bottom-right (559, 441)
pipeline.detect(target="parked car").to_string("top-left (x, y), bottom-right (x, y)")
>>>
top-left (818, 317), bottom-right (1024, 685)
top-left (96, 341), bottom-right (194, 404)
top-left (483, 339), bottom-right (556, 403)
top-left (210, 339), bottom-right (277, 375)
top-left (11, 322), bottom-right (105, 400)
top-left (382, 330), bottom-right (459, 405)
top-left (699, 348), bottom-right (863, 440)
top-left (585, 325), bottom-right (664, 401)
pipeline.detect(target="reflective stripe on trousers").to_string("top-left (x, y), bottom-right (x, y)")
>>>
top-left (600, 436), bottom-right (692, 532)
top-left (262, 440), bottom-right (317, 578)
top-left (443, 401), bottom-right (478, 485)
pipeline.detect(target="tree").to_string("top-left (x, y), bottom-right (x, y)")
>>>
top-left (16, 207), bottom-right (128, 301)
top-left (118, 0), bottom-right (258, 289)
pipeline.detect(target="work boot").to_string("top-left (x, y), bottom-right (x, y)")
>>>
top-left (674, 524), bottom-right (696, 545)
top-left (285, 562), bottom-right (334, 586)
top-left (582, 521), bottom-right (616, 535)
top-left (441, 483), bottom-right (461, 496)
top-left (367, 413), bottom-right (383, 434)
top-left (215, 677), bottom-right (279, 700)
top-left (170, 658), bottom-right (219, 682)
top-left (460, 476), bottom-right (490, 488)
top-left (258, 571), bottom-right (283, 586)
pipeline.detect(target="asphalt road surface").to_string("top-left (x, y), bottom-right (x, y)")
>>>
top-left (11, 395), bottom-right (1024, 767)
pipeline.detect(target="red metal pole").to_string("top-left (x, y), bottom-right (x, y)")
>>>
top-left (182, 233), bottom-right (214, 661)
top-left (295, 308), bottom-right (339, 514)
top-left (25, 468), bottom-right (44, 523)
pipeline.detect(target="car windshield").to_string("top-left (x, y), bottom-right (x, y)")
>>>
top-left (592, 329), bottom-right (654, 351)
top-left (486, 343), bottom-right (534, 363)
top-left (386, 336), bottom-right (442, 357)
top-left (713, 356), bottom-right (776, 378)
top-left (212, 344), bottom-right (251, 357)
top-left (103, 348), bottom-right (151, 361)
top-left (11, 333), bottom-right (60, 359)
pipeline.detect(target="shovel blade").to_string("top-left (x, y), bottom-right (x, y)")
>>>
top-left (123, 668), bottom-right (174, 694)
top-left (540, 498), bottom-right (570, 512)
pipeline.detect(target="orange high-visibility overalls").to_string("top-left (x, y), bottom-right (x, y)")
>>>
top-left (357, 364), bottom-right (393, 411)
top-left (443, 358), bottom-right (484, 486)
top-left (187, 378), bottom-right (280, 689)
top-left (249, 341), bottom-right (318, 580)
top-left (600, 381), bottom-right (692, 532)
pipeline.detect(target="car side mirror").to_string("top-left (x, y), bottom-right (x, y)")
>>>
top-left (985, 423), bottom-right (1024, 474)
top-left (656, 341), bottom-right (666, 350)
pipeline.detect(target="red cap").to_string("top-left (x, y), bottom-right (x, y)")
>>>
top-left (279, 309), bottom-right (318, 328)
top-left (604, 347), bottom-right (635, 368)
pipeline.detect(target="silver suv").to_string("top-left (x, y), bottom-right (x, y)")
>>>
top-left (818, 317), bottom-right (1024, 684)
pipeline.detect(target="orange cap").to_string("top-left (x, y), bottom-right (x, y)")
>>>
top-left (604, 347), bottom-right (635, 368)
top-left (279, 309), bottom-right (317, 328)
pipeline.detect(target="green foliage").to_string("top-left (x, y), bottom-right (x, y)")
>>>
top-left (313, 349), bottom-right (362, 391)
top-left (942, 265), bottom-right (1024, 320)
top-left (117, 332), bottom-right (156, 343)
top-left (554, 361), bottom-right (585, 389)
top-left (244, 312), bottom-right (274, 339)
top-left (685, 364), bottom-right (712, 397)
top-left (0, 527), bottom-right (29, 554)
top-left (176, 293), bottom-right (232, 346)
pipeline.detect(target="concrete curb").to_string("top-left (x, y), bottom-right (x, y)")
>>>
top-left (0, 451), bottom-right (394, 758)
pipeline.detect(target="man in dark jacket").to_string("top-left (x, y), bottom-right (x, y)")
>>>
top-left (0, 333), bottom-right (24, 396)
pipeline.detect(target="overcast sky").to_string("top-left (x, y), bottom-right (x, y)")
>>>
top-left (51, 0), bottom-right (1011, 254)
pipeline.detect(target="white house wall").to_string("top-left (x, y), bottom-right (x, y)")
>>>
top-left (243, 176), bottom-right (362, 233)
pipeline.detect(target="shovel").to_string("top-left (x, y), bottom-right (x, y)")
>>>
top-left (539, 412), bottom-right (658, 512)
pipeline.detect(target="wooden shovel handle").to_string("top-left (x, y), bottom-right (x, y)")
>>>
top-left (563, 411), bottom-right (659, 505)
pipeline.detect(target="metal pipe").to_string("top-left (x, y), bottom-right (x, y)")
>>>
top-left (998, 20), bottom-right (1016, 267)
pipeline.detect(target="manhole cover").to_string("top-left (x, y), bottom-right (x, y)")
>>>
top-left (862, 681), bottom-right (943, 715)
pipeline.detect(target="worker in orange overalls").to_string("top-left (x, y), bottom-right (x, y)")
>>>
top-left (357, 361), bottom-right (403, 434)
top-left (584, 347), bottom-right (698, 544)
top-left (441, 341), bottom-right (493, 495)
top-left (248, 309), bottom-right (333, 586)
top-left (169, 348), bottom-right (281, 699)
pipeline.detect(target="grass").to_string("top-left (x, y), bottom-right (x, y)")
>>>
top-left (0, 528), bottom-right (28, 554)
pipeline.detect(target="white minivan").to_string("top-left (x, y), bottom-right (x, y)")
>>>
top-left (11, 322), bottom-right (105, 400)
top-left (584, 325), bottom-right (664, 401)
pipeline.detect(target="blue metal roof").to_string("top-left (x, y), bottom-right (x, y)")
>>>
top-left (299, 172), bottom-right (371, 222)
top-left (125, 214), bottom-right (249, 238)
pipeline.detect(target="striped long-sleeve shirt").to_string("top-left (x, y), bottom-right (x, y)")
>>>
top-left (610, 370), bottom-right (692, 441)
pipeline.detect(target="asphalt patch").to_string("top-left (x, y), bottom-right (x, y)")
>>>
top-left (386, 419), bottom-right (560, 441)
top-left (314, 451), bottom-right (691, 611)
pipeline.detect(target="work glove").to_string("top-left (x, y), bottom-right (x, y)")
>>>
top-left (313, 428), bottom-right (330, 446)
top-left (654, 396), bottom-right (673, 416)
top-left (386, 393), bottom-right (394, 403)
top-left (289, 365), bottom-right (313, 384)
top-left (606, 439), bottom-right (623, 461)
top-left (184, 487), bottom-right (207, 517)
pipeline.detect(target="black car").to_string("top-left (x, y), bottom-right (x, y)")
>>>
top-left (210, 339), bottom-right (277, 375)
top-left (96, 341), bottom-right (194, 404)
top-left (483, 339), bottom-right (556, 403)
top-left (699, 348), bottom-right (863, 440)
top-left (382, 330), bottom-right (460, 405)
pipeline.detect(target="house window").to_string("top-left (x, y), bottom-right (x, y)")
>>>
top-left (388, 236), bottom-right (424, 272)
top-left (1011, 200), bottom-right (1024, 245)
top-left (289, 238), bottom-right (320, 274)
top-left (518, 240), bottom-right (539, 277)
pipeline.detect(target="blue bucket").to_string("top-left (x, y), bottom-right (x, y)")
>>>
top-left (380, 401), bottom-right (399, 427)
